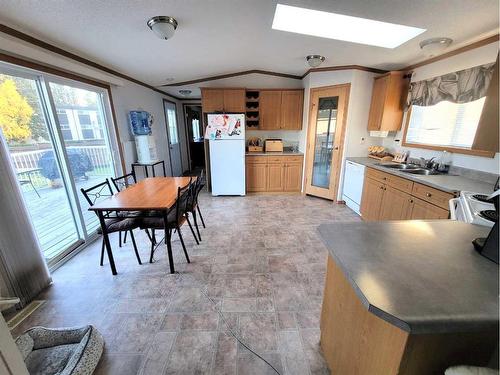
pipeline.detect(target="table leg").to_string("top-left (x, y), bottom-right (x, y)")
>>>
top-left (162, 161), bottom-right (166, 177)
top-left (164, 211), bottom-right (175, 273)
top-left (98, 211), bottom-right (117, 275)
top-left (152, 164), bottom-right (156, 177)
top-left (144, 165), bottom-right (149, 178)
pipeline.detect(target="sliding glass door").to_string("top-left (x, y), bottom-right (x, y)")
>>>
top-left (47, 81), bottom-right (117, 233)
top-left (0, 64), bottom-right (120, 267)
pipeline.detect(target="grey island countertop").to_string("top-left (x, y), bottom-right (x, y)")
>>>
top-left (318, 220), bottom-right (499, 334)
top-left (346, 157), bottom-right (495, 194)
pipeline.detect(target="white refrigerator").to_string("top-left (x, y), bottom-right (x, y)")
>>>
top-left (206, 114), bottom-right (245, 196)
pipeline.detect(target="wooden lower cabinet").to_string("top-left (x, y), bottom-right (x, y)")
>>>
top-left (409, 197), bottom-right (449, 219)
top-left (360, 168), bottom-right (452, 221)
top-left (267, 162), bottom-right (284, 191)
top-left (246, 155), bottom-right (303, 193)
top-left (246, 162), bottom-right (267, 192)
top-left (379, 186), bottom-right (413, 221)
top-left (360, 177), bottom-right (385, 221)
top-left (284, 162), bottom-right (302, 191)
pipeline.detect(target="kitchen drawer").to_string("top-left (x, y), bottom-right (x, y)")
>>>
top-left (412, 183), bottom-right (454, 210)
top-left (366, 168), bottom-right (390, 184)
top-left (366, 167), bottom-right (412, 193)
top-left (386, 174), bottom-right (413, 193)
top-left (246, 156), bottom-right (267, 164)
top-left (266, 156), bottom-right (285, 163)
top-left (283, 155), bottom-right (303, 163)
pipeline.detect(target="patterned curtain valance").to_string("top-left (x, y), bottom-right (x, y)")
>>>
top-left (406, 62), bottom-right (496, 109)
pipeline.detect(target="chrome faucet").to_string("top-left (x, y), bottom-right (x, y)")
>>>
top-left (419, 157), bottom-right (436, 169)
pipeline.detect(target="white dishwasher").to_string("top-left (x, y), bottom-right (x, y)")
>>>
top-left (342, 160), bottom-right (365, 215)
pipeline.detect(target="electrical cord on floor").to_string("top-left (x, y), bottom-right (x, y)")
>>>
top-left (173, 271), bottom-right (282, 375)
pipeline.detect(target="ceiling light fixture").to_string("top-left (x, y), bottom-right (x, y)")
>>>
top-left (147, 16), bottom-right (178, 40)
top-left (306, 55), bottom-right (325, 68)
top-left (179, 90), bottom-right (192, 96)
top-left (272, 4), bottom-right (426, 48)
top-left (419, 37), bottom-right (453, 57)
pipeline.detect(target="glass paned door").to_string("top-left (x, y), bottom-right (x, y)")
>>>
top-left (0, 72), bottom-right (82, 261)
top-left (48, 82), bottom-right (118, 233)
top-left (311, 97), bottom-right (338, 188)
top-left (305, 85), bottom-right (350, 200)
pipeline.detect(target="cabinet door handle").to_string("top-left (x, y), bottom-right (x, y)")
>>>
top-left (426, 193), bottom-right (432, 197)
top-left (382, 177), bottom-right (387, 180)
top-left (409, 199), bottom-right (414, 203)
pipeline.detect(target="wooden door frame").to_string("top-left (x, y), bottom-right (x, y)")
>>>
top-left (303, 83), bottom-right (351, 200)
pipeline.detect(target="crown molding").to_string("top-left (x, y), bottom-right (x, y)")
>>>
top-left (301, 64), bottom-right (387, 78)
top-left (402, 34), bottom-right (499, 72)
top-left (0, 24), bottom-right (185, 101)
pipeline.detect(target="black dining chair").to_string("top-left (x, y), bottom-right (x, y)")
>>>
top-left (80, 180), bottom-right (142, 267)
top-left (140, 179), bottom-right (198, 264)
top-left (111, 171), bottom-right (137, 192)
top-left (186, 171), bottom-right (207, 241)
top-left (110, 171), bottom-right (138, 247)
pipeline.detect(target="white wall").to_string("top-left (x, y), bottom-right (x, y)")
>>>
top-left (300, 69), bottom-right (384, 198)
top-left (0, 32), bottom-right (189, 176)
top-left (382, 41), bottom-right (499, 174)
top-left (111, 83), bottom-right (185, 175)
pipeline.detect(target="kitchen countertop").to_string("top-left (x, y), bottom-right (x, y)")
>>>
top-left (246, 151), bottom-right (303, 156)
top-left (318, 220), bottom-right (498, 334)
top-left (347, 157), bottom-right (495, 194)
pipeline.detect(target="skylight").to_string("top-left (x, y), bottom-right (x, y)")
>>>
top-left (272, 4), bottom-right (426, 48)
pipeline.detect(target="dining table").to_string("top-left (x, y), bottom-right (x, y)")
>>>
top-left (89, 176), bottom-right (192, 275)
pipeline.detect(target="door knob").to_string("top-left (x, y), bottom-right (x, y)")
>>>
top-left (334, 146), bottom-right (339, 150)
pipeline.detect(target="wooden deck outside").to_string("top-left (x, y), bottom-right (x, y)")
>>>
top-left (19, 175), bottom-right (105, 260)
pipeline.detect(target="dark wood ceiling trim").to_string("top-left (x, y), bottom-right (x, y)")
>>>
top-left (163, 69), bottom-right (303, 87)
top-left (301, 65), bottom-right (388, 78)
top-left (402, 34), bottom-right (499, 72)
top-left (0, 23), bottom-right (184, 101)
top-left (0, 51), bottom-right (111, 88)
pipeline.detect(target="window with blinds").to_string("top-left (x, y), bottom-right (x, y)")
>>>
top-left (405, 98), bottom-right (486, 149)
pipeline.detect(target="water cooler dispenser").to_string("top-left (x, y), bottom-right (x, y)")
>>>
top-left (129, 110), bottom-right (158, 164)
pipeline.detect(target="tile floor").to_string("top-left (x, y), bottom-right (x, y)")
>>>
top-left (11, 193), bottom-right (360, 375)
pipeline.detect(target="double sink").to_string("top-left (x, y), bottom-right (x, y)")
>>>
top-left (376, 163), bottom-right (442, 175)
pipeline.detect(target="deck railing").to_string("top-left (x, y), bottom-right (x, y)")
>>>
top-left (10, 145), bottom-right (113, 188)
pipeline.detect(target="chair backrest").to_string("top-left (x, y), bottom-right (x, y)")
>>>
top-left (80, 179), bottom-right (115, 217)
top-left (174, 178), bottom-right (192, 225)
top-left (111, 171), bottom-right (137, 192)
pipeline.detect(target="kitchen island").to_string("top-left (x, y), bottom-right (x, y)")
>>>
top-left (318, 220), bottom-right (498, 375)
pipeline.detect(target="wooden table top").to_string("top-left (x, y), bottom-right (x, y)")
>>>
top-left (89, 177), bottom-right (192, 211)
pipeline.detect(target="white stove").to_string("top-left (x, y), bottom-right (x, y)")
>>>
top-left (449, 191), bottom-right (497, 227)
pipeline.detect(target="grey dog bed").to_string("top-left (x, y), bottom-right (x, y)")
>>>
top-left (15, 325), bottom-right (103, 375)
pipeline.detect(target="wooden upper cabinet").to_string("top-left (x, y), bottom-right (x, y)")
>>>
top-left (367, 72), bottom-right (408, 131)
top-left (201, 88), bottom-right (245, 113)
top-left (260, 90), bottom-right (282, 130)
top-left (223, 89), bottom-right (246, 112)
top-left (201, 89), bottom-right (224, 112)
top-left (280, 90), bottom-right (304, 130)
top-left (473, 56), bottom-right (499, 153)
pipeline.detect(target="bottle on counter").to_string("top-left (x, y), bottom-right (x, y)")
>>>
top-left (437, 150), bottom-right (452, 173)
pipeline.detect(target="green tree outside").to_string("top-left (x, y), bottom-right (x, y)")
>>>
top-left (0, 78), bottom-right (34, 142)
